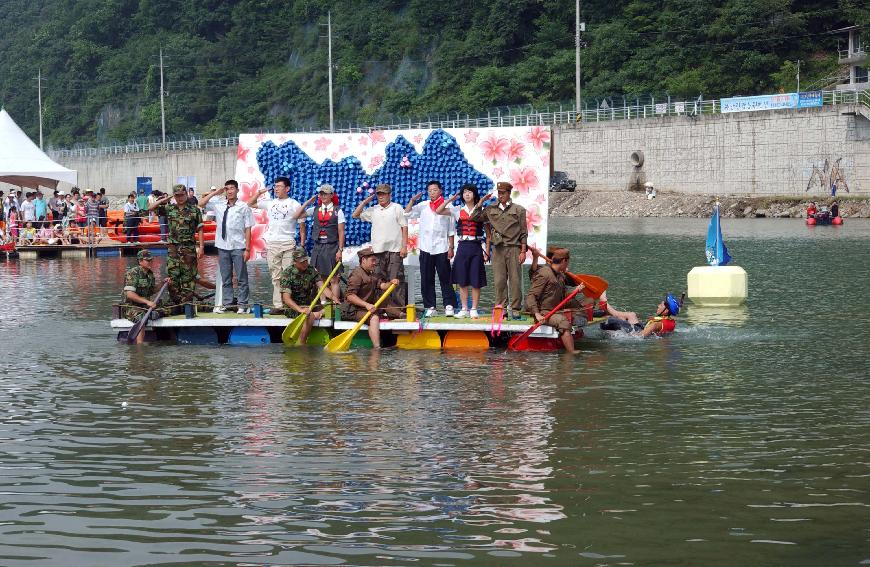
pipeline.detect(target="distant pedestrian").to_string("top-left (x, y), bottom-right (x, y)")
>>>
top-left (20, 193), bottom-right (36, 225)
top-left (352, 183), bottom-right (408, 309)
top-left (248, 176), bottom-right (302, 311)
top-left (201, 180), bottom-right (255, 313)
top-left (97, 188), bottom-right (109, 238)
top-left (187, 188), bottom-right (199, 207)
top-left (123, 193), bottom-right (140, 242)
top-left (84, 191), bottom-right (101, 244)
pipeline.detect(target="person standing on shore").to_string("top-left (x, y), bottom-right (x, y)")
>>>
top-left (201, 180), bottom-right (255, 313)
top-left (352, 183), bottom-right (408, 309)
top-left (405, 180), bottom-right (456, 317)
top-left (295, 183), bottom-right (345, 301)
top-left (84, 190), bottom-right (102, 244)
top-left (248, 176), bottom-right (302, 311)
top-left (33, 192), bottom-right (48, 228)
top-left (473, 181), bottom-right (527, 318)
top-left (150, 184), bottom-right (206, 304)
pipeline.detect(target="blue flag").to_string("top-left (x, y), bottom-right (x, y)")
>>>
top-left (705, 203), bottom-right (732, 266)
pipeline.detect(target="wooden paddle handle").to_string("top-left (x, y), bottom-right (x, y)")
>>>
top-left (307, 261), bottom-right (342, 309)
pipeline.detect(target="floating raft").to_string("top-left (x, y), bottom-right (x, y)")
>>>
top-left (109, 312), bottom-right (583, 350)
top-left (16, 242), bottom-right (217, 259)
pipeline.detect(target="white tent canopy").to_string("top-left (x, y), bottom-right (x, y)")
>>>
top-left (0, 108), bottom-right (77, 190)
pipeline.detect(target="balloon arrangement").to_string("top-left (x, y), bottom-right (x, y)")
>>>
top-left (256, 129), bottom-right (494, 249)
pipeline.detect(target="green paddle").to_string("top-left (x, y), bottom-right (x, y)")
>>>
top-left (325, 283), bottom-right (396, 353)
top-left (281, 261), bottom-right (343, 345)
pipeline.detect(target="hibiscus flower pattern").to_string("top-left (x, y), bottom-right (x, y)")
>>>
top-left (510, 167), bottom-right (539, 195)
top-left (525, 126), bottom-right (550, 151)
top-left (480, 135), bottom-right (509, 163)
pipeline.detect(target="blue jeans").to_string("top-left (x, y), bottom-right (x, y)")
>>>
top-left (218, 248), bottom-right (249, 306)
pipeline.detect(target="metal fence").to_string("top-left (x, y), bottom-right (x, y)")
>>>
top-left (48, 90), bottom-right (868, 159)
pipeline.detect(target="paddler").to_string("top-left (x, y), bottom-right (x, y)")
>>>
top-left (600, 292), bottom-right (681, 337)
top-left (526, 246), bottom-right (584, 353)
top-left (343, 247), bottom-right (400, 349)
top-left (121, 250), bottom-right (170, 344)
top-left (279, 248), bottom-right (340, 344)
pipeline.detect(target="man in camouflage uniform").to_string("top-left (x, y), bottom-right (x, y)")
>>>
top-left (149, 184), bottom-right (207, 304)
top-left (122, 250), bottom-right (170, 343)
top-left (280, 248), bottom-right (338, 344)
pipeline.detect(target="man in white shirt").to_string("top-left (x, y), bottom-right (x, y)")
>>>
top-left (248, 176), bottom-right (301, 310)
top-left (405, 180), bottom-right (456, 316)
top-left (20, 193), bottom-right (37, 223)
top-left (202, 180), bottom-right (255, 313)
top-left (353, 183), bottom-right (409, 309)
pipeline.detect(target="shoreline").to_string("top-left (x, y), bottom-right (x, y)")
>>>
top-left (548, 191), bottom-right (870, 218)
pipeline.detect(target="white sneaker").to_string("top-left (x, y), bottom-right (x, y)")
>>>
top-left (424, 307), bottom-right (436, 318)
top-left (238, 307), bottom-right (250, 314)
top-left (454, 309), bottom-right (468, 319)
top-left (470, 308), bottom-right (480, 319)
top-left (212, 306), bottom-right (226, 314)
top-left (444, 305), bottom-right (455, 316)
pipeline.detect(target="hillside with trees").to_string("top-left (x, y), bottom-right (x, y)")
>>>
top-left (0, 0), bottom-right (867, 147)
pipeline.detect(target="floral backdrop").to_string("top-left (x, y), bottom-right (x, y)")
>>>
top-left (234, 126), bottom-right (550, 263)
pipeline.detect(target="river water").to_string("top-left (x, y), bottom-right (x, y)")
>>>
top-left (1, 218), bottom-right (867, 566)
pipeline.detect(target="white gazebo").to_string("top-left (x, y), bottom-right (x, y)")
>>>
top-left (0, 109), bottom-right (77, 189)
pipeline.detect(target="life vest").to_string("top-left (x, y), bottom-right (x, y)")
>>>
top-left (457, 208), bottom-right (484, 239)
top-left (649, 316), bottom-right (676, 335)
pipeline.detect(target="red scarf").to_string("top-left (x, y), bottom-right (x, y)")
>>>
top-left (429, 195), bottom-right (444, 212)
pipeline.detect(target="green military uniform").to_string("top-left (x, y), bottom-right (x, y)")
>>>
top-left (279, 264), bottom-right (322, 315)
top-left (122, 265), bottom-right (159, 323)
top-left (165, 200), bottom-right (203, 304)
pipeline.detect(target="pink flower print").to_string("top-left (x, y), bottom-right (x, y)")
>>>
top-left (413, 134), bottom-right (424, 144)
top-left (239, 180), bottom-right (261, 203)
top-left (525, 126), bottom-right (550, 151)
top-left (539, 153), bottom-right (549, 165)
top-left (507, 139), bottom-right (525, 162)
top-left (369, 130), bottom-right (386, 144)
top-left (247, 166), bottom-right (255, 174)
top-left (237, 145), bottom-right (250, 163)
top-left (331, 152), bottom-right (339, 160)
top-left (314, 137), bottom-right (331, 151)
top-left (509, 167), bottom-right (539, 194)
top-left (369, 155), bottom-right (383, 169)
top-left (492, 167), bottom-right (504, 178)
top-left (406, 233), bottom-right (419, 253)
top-left (249, 224), bottom-right (268, 259)
top-left (255, 133), bottom-right (266, 143)
top-left (338, 143), bottom-right (349, 153)
top-left (464, 130), bottom-right (480, 143)
top-left (252, 208), bottom-right (268, 225)
top-left (302, 141), bottom-right (308, 147)
top-left (535, 192), bottom-right (546, 204)
top-left (480, 135), bottom-right (510, 163)
top-left (358, 135), bottom-right (369, 146)
top-left (525, 204), bottom-right (543, 233)
top-left (278, 135), bottom-right (287, 143)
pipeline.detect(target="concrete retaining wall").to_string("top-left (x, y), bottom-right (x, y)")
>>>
top-left (55, 147), bottom-right (236, 197)
top-left (553, 103), bottom-right (870, 196)
top-left (51, 104), bottom-right (870, 198)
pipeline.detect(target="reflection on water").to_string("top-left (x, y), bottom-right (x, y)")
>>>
top-left (685, 305), bottom-right (749, 327)
top-left (0, 219), bottom-right (868, 565)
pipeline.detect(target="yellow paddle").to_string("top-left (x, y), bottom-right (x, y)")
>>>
top-left (325, 283), bottom-right (396, 353)
top-left (282, 261), bottom-right (343, 344)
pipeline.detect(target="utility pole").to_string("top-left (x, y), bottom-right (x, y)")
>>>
top-left (159, 48), bottom-right (166, 151)
top-left (575, 0), bottom-right (583, 119)
top-left (796, 59), bottom-right (801, 93)
top-left (327, 11), bottom-right (334, 132)
top-left (36, 68), bottom-right (44, 149)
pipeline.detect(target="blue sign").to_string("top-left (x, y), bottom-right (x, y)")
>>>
top-left (721, 93), bottom-right (799, 114)
top-left (136, 176), bottom-right (152, 195)
top-left (798, 90), bottom-right (823, 108)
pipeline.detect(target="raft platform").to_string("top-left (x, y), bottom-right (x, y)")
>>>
top-left (109, 311), bottom-right (575, 350)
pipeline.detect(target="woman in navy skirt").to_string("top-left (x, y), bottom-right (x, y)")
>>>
top-left (436, 183), bottom-right (489, 318)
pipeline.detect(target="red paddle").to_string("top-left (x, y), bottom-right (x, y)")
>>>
top-left (508, 287), bottom-right (582, 351)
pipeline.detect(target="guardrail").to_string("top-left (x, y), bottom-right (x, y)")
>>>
top-left (47, 90), bottom-right (865, 159)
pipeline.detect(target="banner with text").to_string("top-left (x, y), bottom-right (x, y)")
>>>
top-left (721, 91), bottom-right (823, 114)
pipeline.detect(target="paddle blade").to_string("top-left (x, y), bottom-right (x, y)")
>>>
top-left (325, 328), bottom-right (355, 353)
top-left (568, 273), bottom-right (608, 298)
top-left (507, 335), bottom-right (530, 351)
top-left (282, 315), bottom-right (306, 344)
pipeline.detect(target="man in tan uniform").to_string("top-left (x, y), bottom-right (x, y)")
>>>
top-left (474, 181), bottom-right (527, 317)
top-left (526, 247), bottom-right (584, 353)
top-left (343, 247), bottom-right (400, 349)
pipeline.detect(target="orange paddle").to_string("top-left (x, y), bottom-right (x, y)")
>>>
top-left (529, 246), bottom-right (608, 298)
